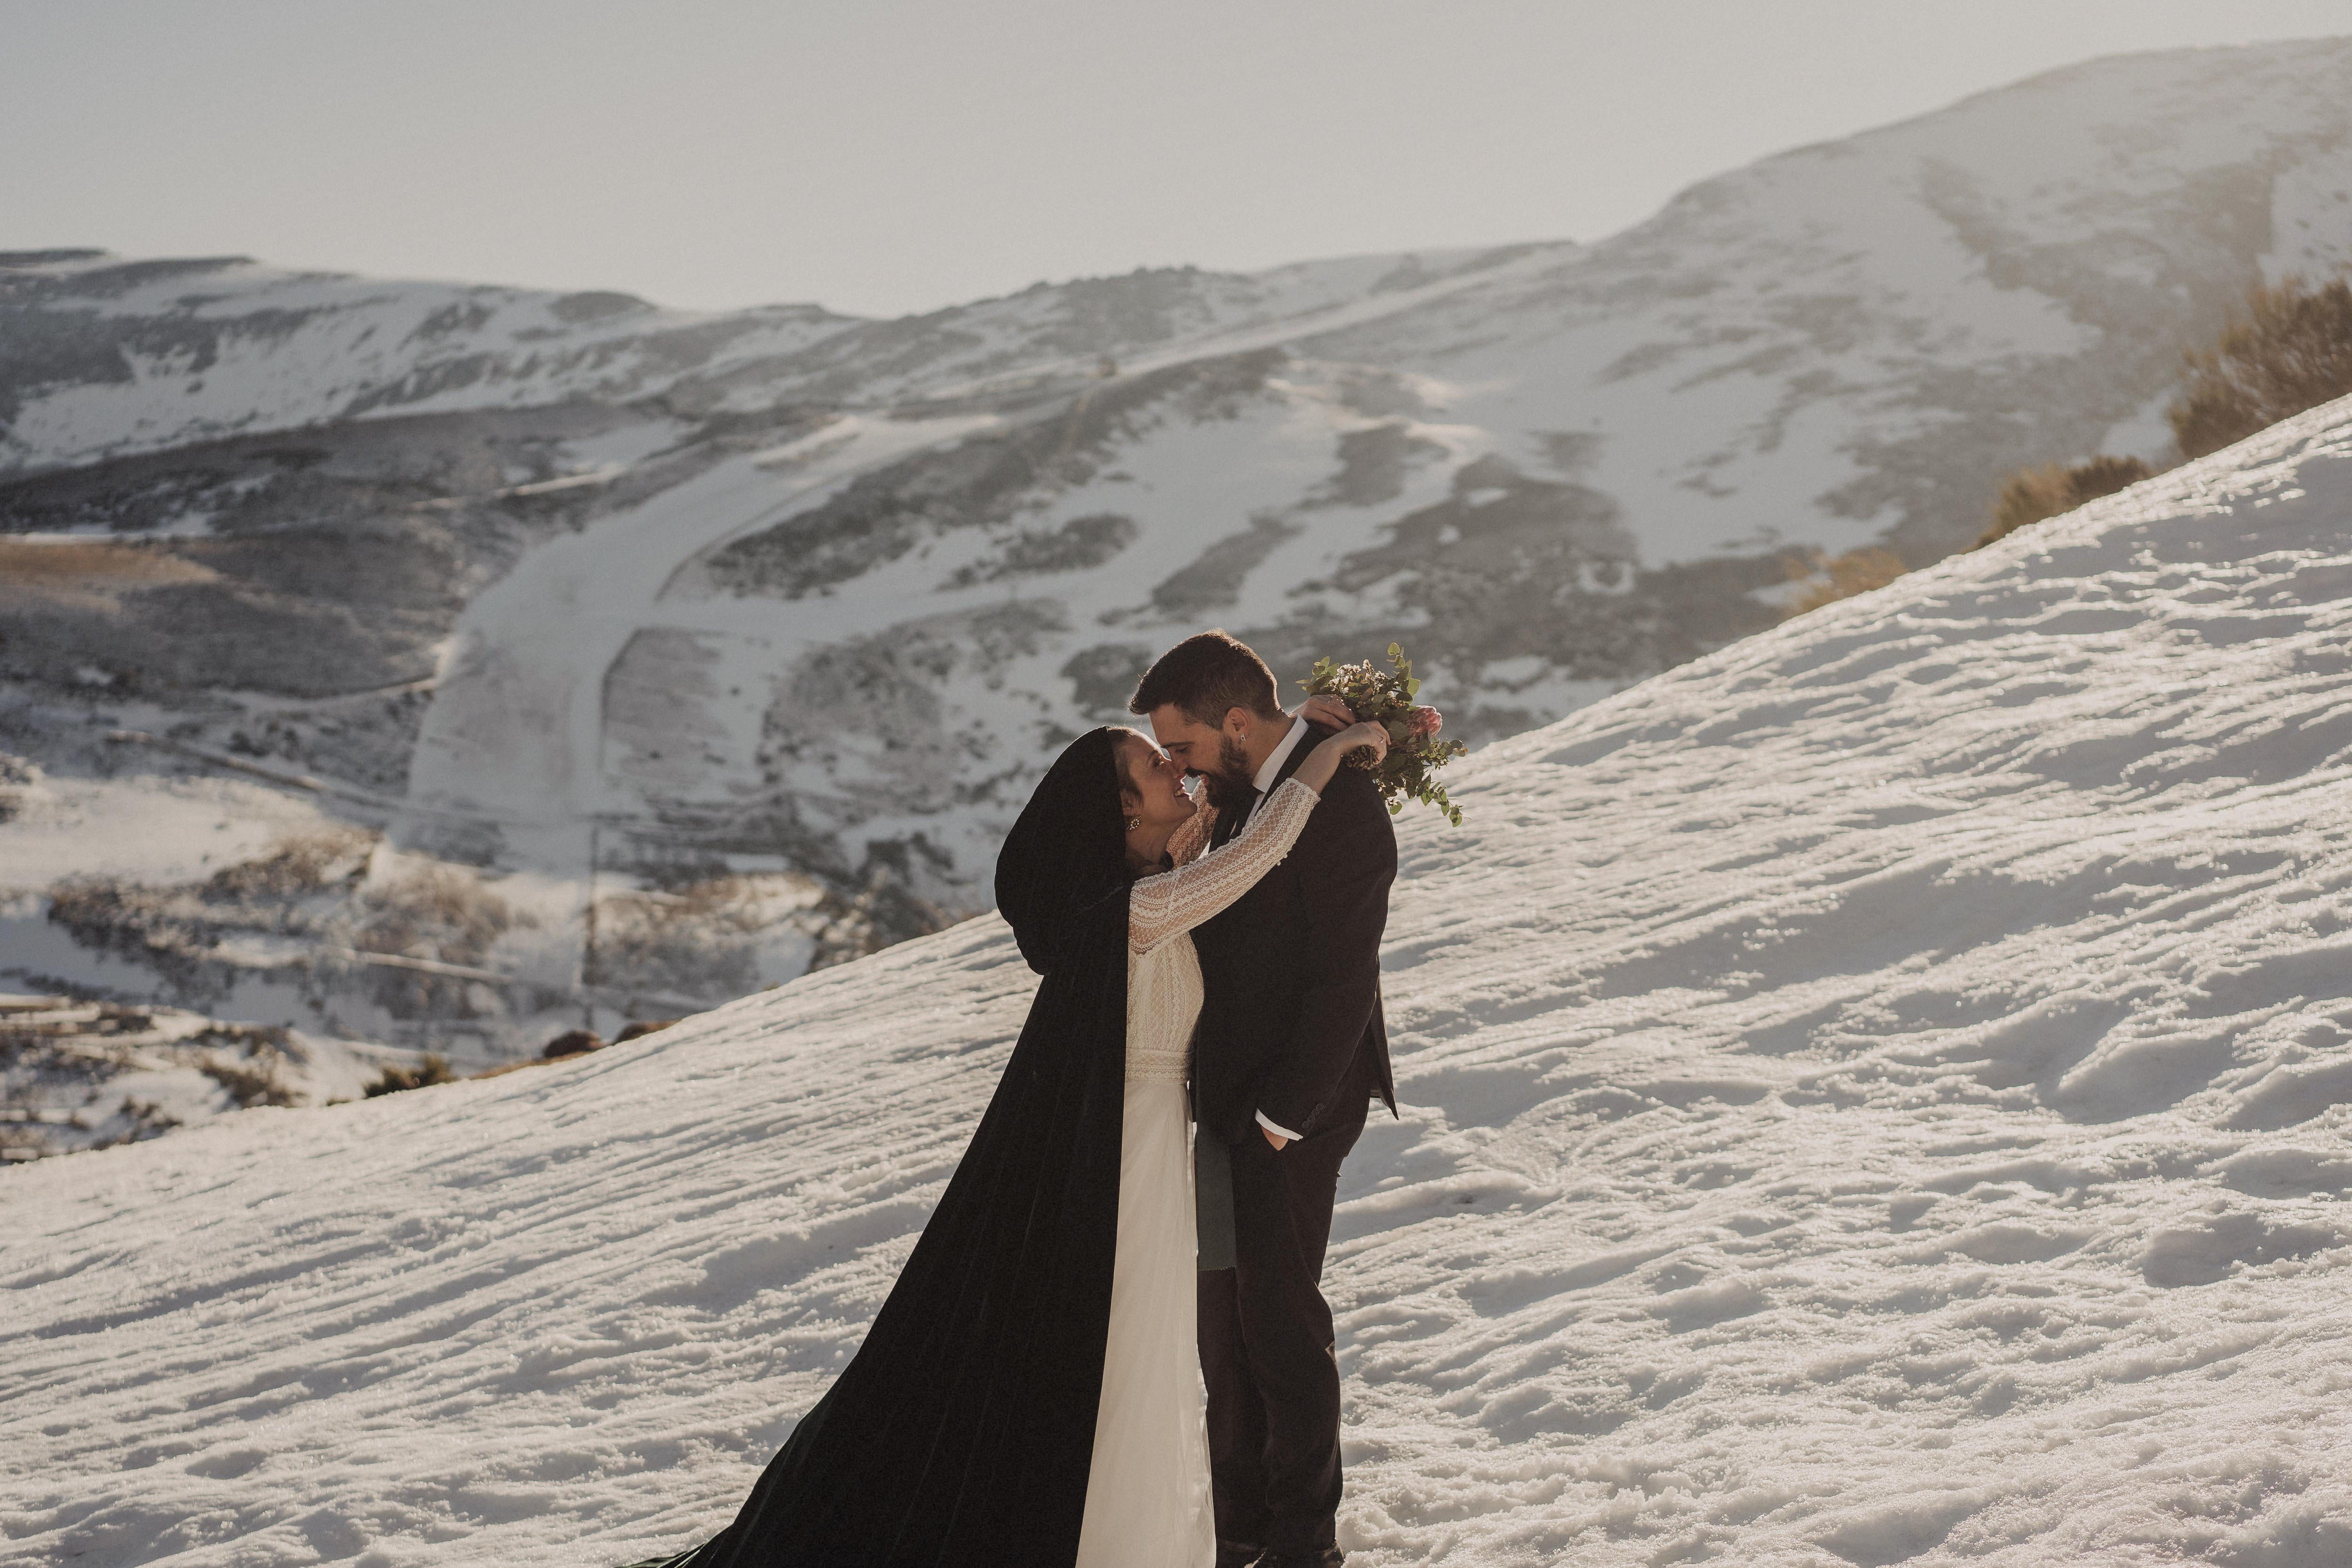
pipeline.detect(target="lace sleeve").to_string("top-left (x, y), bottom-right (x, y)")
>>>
top-left (1128, 778), bottom-right (1319, 954)
top-left (1167, 797), bottom-right (1216, 867)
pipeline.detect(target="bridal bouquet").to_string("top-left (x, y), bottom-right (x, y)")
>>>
top-left (1300, 643), bottom-right (1468, 825)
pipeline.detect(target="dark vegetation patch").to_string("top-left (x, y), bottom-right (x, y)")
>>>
top-left (0, 249), bottom-right (110, 267)
top-left (199, 1050), bottom-right (298, 1109)
top-left (1317, 455), bottom-right (1644, 674)
top-left (0, 265), bottom-right (315, 433)
top-left (1033, 266), bottom-right (1227, 356)
top-left (1, 997), bottom-right (310, 1158)
top-left (365, 1054), bottom-right (454, 1097)
top-left (760, 602), bottom-right (1070, 839)
top-left (602, 628), bottom-right (731, 796)
top-left (1535, 430), bottom-right (1605, 476)
top-left (1329, 367), bottom-right (1432, 421)
top-left (551, 290), bottom-right (653, 324)
top-left (355, 867), bottom-right (523, 1021)
top-left (0, 403), bottom-right (699, 788)
top-left (0, 523), bottom-right (460, 697)
top-left (600, 805), bottom-right (956, 971)
top-left (1222, 452), bottom-right (1811, 744)
top-left (670, 269), bottom-right (1283, 421)
top-left (1061, 643), bottom-right (1154, 716)
top-left (592, 879), bottom-right (772, 1003)
top-left (46, 882), bottom-right (254, 1006)
top-left (1312, 422), bottom-right (1446, 509)
top-left (943, 512), bottom-right (1137, 588)
top-left (44, 830), bottom-right (375, 1009)
top-left (404, 298), bottom-right (497, 346)
top-left (1148, 516), bottom-right (1303, 618)
top-left (704, 350), bottom-right (1285, 599)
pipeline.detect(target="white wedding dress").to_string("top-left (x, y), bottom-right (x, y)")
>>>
top-left (1073, 777), bottom-right (1321, 1568)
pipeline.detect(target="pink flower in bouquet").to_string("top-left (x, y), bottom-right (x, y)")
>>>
top-left (1408, 705), bottom-right (1442, 739)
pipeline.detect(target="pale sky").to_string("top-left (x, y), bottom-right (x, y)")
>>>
top-left (5, 0), bottom-right (2350, 319)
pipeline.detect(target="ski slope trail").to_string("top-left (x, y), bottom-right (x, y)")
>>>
top-left (10, 399), bottom-right (2352, 1565)
top-left (401, 411), bottom-right (998, 852)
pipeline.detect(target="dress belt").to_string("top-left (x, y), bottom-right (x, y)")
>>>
top-left (1126, 1050), bottom-right (1189, 1084)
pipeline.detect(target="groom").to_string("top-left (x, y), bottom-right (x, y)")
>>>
top-left (1132, 630), bottom-right (1398, 1568)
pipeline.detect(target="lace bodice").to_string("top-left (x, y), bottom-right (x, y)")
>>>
top-left (1122, 778), bottom-right (1319, 1086)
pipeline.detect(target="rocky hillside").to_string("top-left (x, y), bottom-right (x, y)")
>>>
top-left (4, 38), bottom-right (2350, 1057)
top-left (0, 990), bottom-right (407, 1160)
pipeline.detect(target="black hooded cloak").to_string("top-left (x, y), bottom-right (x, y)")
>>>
top-left (640, 728), bottom-right (1133, 1568)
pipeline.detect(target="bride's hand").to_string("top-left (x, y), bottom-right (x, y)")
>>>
top-left (1293, 718), bottom-right (1391, 794)
top-left (1331, 719), bottom-right (1390, 766)
top-left (1296, 692), bottom-right (1357, 730)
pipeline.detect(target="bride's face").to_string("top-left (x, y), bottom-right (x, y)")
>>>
top-left (1118, 732), bottom-right (1196, 829)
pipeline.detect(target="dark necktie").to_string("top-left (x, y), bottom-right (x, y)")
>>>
top-left (1222, 787), bottom-right (1260, 847)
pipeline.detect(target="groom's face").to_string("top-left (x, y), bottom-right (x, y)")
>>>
top-left (1147, 704), bottom-right (1256, 809)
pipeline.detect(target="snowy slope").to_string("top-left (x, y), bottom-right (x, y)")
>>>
top-left (9, 395), bottom-right (2352, 1566)
top-left (6, 37), bottom-right (2351, 1059)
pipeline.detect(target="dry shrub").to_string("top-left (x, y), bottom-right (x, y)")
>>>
top-left (104, 1097), bottom-right (183, 1146)
top-left (2169, 273), bottom-right (2352, 459)
top-left (1785, 548), bottom-right (1908, 618)
top-left (44, 878), bottom-right (227, 999)
top-left (360, 865), bottom-right (513, 961)
top-left (594, 878), bottom-right (769, 1002)
top-left (0, 753), bottom-right (37, 825)
top-left (356, 866), bottom-right (519, 1018)
top-left (540, 1029), bottom-right (604, 1060)
top-left (365, 1054), bottom-right (454, 1097)
top-left (1975, 454), bottom-right (2154, 550)
top-left (205, 828), bottom-right (374, 902)
top-left (199, 1054), bottom-right (297, 1108)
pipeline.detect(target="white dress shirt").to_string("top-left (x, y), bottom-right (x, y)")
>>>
top-left (1239, 715), bottom-right (1310, 830)
top-left (1240, 716), bottom-right (1311, 1144)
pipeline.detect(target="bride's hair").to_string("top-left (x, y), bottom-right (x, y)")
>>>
top-left (1110, 729), bottom-right (1152, 818)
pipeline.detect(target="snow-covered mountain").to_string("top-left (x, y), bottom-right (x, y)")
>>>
top-left (10, 390), bottom-right (2352, 1564)
top-left (5, 38), bottom-right (2352, 1059)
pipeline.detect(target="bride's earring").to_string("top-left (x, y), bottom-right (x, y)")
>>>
top-left (1126, 817), bottom-right (1141, 831)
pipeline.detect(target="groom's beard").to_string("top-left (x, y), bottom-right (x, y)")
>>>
top-left (1198, 734), bottom-right (1257, 813)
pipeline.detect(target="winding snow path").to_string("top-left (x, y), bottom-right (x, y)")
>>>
top-left (401, 413), bottom-right (997, 854)
top-left (10, 400), bottom-right (2352, 1566)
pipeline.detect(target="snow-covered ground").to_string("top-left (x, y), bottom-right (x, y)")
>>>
top-left (8, 395), bottom-right (2352, 1564)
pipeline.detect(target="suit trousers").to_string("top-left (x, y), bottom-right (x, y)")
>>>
top-left (1197, 1092), bottom-right (1368, 1554)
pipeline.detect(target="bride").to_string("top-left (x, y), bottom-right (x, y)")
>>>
top-left (629, 704), bottom-right (1388, 1568)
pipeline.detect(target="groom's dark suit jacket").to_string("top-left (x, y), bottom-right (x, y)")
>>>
top-left (1191, 721), bottom-right (1398, 1145)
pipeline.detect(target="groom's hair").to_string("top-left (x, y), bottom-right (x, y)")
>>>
top-left (1130, 630), bottom-right (1283, 728)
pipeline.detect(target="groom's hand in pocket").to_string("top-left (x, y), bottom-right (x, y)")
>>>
top-left (1261, 1125), bottom-right (1290, 1151)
